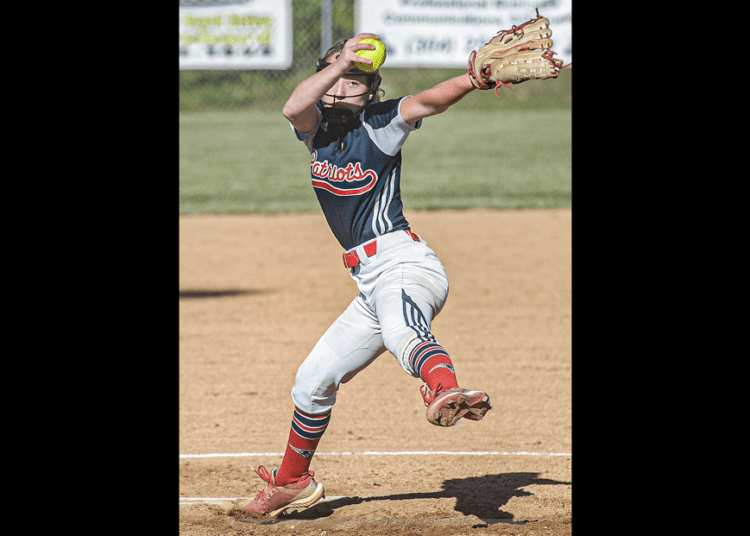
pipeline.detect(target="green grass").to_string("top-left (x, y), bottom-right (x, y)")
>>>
top-left (179, 104), bottom-right (571, 214)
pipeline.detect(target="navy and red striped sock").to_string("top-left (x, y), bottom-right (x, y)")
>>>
top-left (409, 340), bottom-right (459, 394)
top-left (274, 408), bottom-right (331, 486)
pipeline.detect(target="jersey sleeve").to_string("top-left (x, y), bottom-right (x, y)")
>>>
top-left (362, 97), bottom-right (422, 157)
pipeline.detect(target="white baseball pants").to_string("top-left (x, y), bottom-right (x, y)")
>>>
top-left (291, 230), bottom-right (450, 415)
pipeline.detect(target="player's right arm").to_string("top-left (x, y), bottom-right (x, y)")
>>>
top-left (283, 34), bottom-right (379, 133)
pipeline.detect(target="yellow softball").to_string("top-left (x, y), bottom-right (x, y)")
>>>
top-left (355, 38), bottom-right (386, 72)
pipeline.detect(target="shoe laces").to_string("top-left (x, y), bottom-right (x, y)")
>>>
top-left (253, 465), bottom-right (316, 493)
top-left (254, 466), bottom-right (275, 484)
top-left (250, 466), bottom-right (277, 502)
top-left (420, 383), bottom-right (445, 407)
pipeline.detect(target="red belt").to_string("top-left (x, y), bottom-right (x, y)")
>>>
top-left (343, 230), bottom-right (420, 268)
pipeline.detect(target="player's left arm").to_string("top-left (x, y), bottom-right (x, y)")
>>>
top-left (400, 74), bottom-right (476, 125)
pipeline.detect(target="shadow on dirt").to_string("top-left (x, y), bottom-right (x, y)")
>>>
top-left (278, 472), bottom-right (571, 526)
top-left (179, 288), bottom-right (271, 299)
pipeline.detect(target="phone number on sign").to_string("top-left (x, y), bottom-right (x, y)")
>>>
top-left (403, 35), bottom-right (489, 55)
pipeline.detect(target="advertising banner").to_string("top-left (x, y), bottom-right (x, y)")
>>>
top-left (179, 0), bottom-right (293, 70)
top-left (355, 0), bottom-right (571, 68)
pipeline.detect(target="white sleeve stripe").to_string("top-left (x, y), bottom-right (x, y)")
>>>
top-left (362, 102), bottom-right (419, 157)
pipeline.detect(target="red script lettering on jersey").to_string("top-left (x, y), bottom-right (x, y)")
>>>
top-left (310, 150), bottom-right (378, 196)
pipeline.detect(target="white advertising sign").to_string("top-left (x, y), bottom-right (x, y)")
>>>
top-left (355, 0), bottom-right (571, 68)
top-left (179, 0), bottom-right (293, 70)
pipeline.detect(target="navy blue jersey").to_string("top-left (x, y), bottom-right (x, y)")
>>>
top-left (292, 97), bottom-right (422, 251)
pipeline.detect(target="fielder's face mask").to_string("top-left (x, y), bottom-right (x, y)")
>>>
top-left (316, 58), bottom-right (382, 127)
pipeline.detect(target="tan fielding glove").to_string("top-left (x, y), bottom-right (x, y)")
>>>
top-left (468, 9), bottom-right (570, 97)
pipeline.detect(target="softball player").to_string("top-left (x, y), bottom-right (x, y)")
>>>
top-left (243, 34), bottom-right (492, 517)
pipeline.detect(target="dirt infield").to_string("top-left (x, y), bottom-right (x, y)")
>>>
top-left (179, 208), bottom-right (571, 535)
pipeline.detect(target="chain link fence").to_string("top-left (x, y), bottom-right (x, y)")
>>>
top-left (180, 0), bottom-right (353, 111)
top-left (179, 0), bottom-right (571, 112)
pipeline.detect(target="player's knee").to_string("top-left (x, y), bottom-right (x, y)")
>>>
top-left (291, 385), bottom-right (336, 415)
top-left (291, 357), bottom-right (339, 414)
